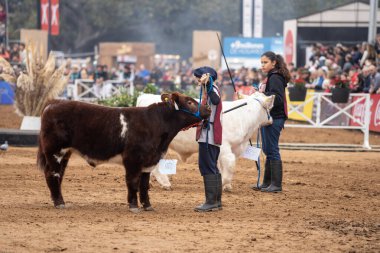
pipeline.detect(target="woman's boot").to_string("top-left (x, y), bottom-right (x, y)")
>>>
top-left (261, 160), bottom-right (282, 193)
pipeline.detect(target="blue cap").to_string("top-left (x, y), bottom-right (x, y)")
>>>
top-left (193, 66), bottom-right (218, 81)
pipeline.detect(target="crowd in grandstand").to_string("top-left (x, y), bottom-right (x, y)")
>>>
top-left (2, 36), bottom-right (380, 97)
top-left (65, 38), bottom-right (380, 98)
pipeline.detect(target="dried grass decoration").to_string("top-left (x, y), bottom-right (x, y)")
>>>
top-left (15, 45), bottom-right (69, 116)
top-left (0, 57), bottom-right (17, 84)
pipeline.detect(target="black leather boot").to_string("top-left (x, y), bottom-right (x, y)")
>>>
top-left (217, 173), bottom-right (222, 210)
top-left (194, 174), bottom-right (220, 212)
top-left (261, 160), bottom-right (282, 193)
top-left (251, 159), bottom-right (271, 190)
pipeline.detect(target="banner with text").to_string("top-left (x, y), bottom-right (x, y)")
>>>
top-left (222, 37), bottom-right (283, 69)
top-left (350, 94), bottom-right (380, 132)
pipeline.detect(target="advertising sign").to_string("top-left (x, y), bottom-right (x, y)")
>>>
top-left (350, 94), bottom-right (380, 132)
top-left (283, 19), bottom-right (297, 65)
top-left (223, 37), bottom-right (283, 69)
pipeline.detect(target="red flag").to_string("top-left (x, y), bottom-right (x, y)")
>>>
top-left (50, 0), bottom-right (60, 35)
top-left (40, 0), bottom-right (49, 31)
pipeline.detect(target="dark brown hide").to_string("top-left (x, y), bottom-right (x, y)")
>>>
top-left (37, 92), bottom-right (210, 211)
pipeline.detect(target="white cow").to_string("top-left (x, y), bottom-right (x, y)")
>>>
top-left (136, 92), bottom-right (274, 191)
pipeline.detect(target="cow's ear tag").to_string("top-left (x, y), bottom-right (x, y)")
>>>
top-left (161, 93), bottom-right (171, 103)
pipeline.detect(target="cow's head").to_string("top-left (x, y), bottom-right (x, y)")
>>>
top-left (161, 92), bottom-right (211, 120)
top-left (248, 92), bottom-right (275, 126)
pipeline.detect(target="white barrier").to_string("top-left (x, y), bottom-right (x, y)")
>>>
top-left (71, 79), bottom-right (134, 101)
top-left (285, 92), bottom-right (371, 149)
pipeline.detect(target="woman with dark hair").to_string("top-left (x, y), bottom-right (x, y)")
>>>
top-left (254, 51), bottom-right (290, 193)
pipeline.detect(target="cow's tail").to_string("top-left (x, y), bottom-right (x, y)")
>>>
top-left (37, 136), bottom-right (47, 172)
top-left (36, 100), bottom-right (54, 172)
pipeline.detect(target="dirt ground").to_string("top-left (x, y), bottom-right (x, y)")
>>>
top-left (0, 104), bottom-right (379, 252)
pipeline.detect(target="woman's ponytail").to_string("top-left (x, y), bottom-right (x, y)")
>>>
top-left (275, 54), bottom-right (291, 83)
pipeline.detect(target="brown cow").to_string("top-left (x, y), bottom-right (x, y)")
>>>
top-left (37, 92), bottom-right (211, 213)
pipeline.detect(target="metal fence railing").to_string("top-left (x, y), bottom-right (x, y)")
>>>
top-left (285, 92), bottom-right (371, 149)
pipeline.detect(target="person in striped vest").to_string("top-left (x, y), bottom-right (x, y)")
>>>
top-left (193, 66), bottom-right (223, 212)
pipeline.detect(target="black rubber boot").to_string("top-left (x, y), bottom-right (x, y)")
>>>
top-left (261, 160), bottom-right (282, 193)
top-left (217, 173), bottom-right (222, 210)
top-left (194, 174), bottom-right (220, 212)
top-left (251, 159), bottom-right (271, 191)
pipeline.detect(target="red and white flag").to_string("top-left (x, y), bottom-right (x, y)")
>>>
top-left (40, 0), bottom-right (49, 31)
top-left (40, 0), bottom-right (60, 35)
top-left (50, 0), bottom-right (60, 35)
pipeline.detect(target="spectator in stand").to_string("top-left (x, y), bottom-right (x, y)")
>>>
top-left (322, 70), bottom-right (335, 91)
top-left (109, 67), bottom-right (118, 80)
top-left (9, 43), bottom-right (20, 64)
top-left (160, 69), bottom-right (175, 92)
top-left (348, 67), bottom-right (361, 92)
top-left (102, 65), bottom-right (109, 81)
top-left (150, 65), bottom-right (163, 84)
top-left (334, 44), bottom-right (346, 69)
top-left (69, 65), bottom-right (81, 84)
top-left (0, 43), bottom-right (9, 60)
top-left (369, 64), bottom-right (379, 93)
top-left (370, 66), bottom-right (380, 94)
top-left (306, 68), bottom-right (325, 91)
top-left (136, 64), bottom-right (150, 84)
top-left (287, 62), bottom-right (295, 73)
top-left (342, 54), bottom-right (353, 74)
top-left (361, 66), bottom-right (372, 93)
top-left (0, 4), bottom-right (5, 23)
top-left (93, 65), bottom-right (105, 97)
top-left (374, 34), bottom-right (380, 65)
top-left (360, 43), bottom-right (377, 67)
top-left (119, 64), bottom-right (134, 87)
top-left (351, 45), bottom-right (362, 67)
top-left (0, 4), bottom-right (6, 44)
top-left (80, 63), bottom-right (89, 79)
top-left (19, 43), bottom-right (26, 65)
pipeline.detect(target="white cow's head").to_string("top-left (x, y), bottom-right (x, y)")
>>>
top-left (248, 92), bottom-right (275, 126)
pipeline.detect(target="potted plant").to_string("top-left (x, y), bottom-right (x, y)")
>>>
top-left (0, 44), bottom-right (68, 130)
top-left (288, 78), bottom-right (307, 101)
top-left (331, 77), bottom-right (350, 103)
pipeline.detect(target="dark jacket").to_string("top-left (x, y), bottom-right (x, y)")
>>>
top-left (264, 69), bottom-right (288, 120)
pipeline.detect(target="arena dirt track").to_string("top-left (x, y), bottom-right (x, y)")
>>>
top-left (0, 105), bottom-right (380, 252)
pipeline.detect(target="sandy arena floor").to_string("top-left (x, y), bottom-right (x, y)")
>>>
top-left (0, 105), bottom-right (379, 252)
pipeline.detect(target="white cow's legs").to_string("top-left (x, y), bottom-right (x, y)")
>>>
top-left (219, 145), bottom-right (236, 192)
top-left (151, 165), bottom-right (172, 190)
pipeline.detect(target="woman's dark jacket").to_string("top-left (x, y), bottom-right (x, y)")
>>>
top-left (264, 69), bottom-right (288, 120)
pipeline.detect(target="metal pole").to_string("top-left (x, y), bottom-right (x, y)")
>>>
top-left (37, 0), bottom-right (41, 29)
top-left (363, 94), bottom-right (371, 149)
top-left (5, 0), bottom-right (8, 49)
top-left (368, 0), bottom-right (378, 44)
top-left (48, 0), bottom-right (51, 53)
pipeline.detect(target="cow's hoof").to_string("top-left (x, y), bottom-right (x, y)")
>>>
top-left (143, 206), bottom-right (155, 211)
top-left (162, 185), bottom-right (172, 191)
top-left (55, 204), bottom-right (65, 209)
top-left (129, 207), bottom-right (142, 213)
top-left (223, 184), bottom-right (233, 192)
